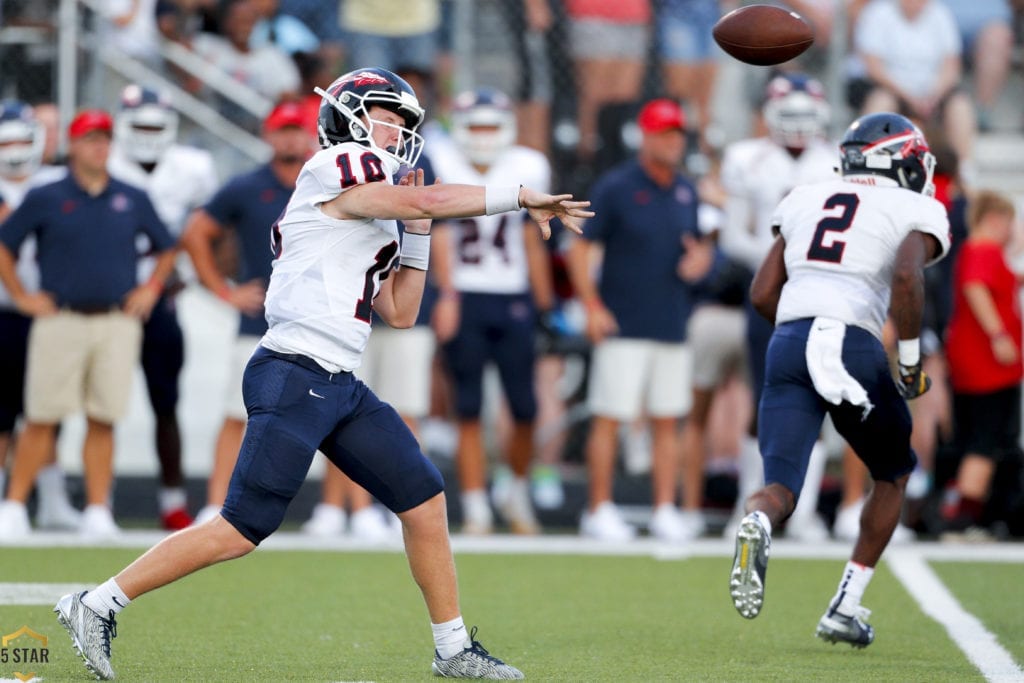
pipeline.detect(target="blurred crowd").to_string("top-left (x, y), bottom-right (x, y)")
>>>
top-left (0, 0), bottom-right (1023, 543)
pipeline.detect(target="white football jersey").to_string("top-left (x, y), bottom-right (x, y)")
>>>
top-left (0, 165), bottom-right (68, 309)
top-left (109, 143), bottom-right (218, 282)
top-left (261, 142), bottom-right (401, 373)
top-left (431, 145), bottom-right (550, 294)
top-left (772, 176), bottom-right (950, 340)
top-left (720, 137), bottom-right (837, 271)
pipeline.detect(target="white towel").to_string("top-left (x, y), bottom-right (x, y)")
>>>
top-left (805, 317), bottom-right (873, 420)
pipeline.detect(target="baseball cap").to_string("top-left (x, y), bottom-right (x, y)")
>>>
top-left (69, 109), bottom-right (113, 139)
top-left (264, 101), bottom-right (308, 132)
top-left (637, 99), bottom-right (686, 134)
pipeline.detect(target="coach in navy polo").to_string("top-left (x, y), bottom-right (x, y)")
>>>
top-left (567, 98), bottom-right (720, 543)
top-left (0, 109), bottom-right (176, 540)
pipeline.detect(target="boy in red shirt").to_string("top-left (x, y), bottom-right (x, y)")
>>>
top-left (943, 190), bottom-right (1020, 537)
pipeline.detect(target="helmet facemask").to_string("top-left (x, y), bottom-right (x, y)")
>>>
top-left (315, 84), bottom-right (425, 172)
top-left (0, 118), bottom-right (44, 177)
top-left (451, 93), bottom-right (516, 167)
top-left (116, 104), bottom-right (179, 164)
top-left (764, 91), bottom-right (829, 149)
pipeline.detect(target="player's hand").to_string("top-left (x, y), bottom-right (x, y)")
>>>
top-left (519, 187), bottom-right (594, 240)
top-left (224, 279), bottom-right (267, 317)
top-left (431, 292), bottom-right (460, 343)
top-left (13, 290), bottom-right (57, 317)
top-left (583, 299), bottom-right (618, 344)
top-left (123, 284), bottom-right (161, 320)
top-left (399, 169), bottom-right (437, 235)
top-left (677, 233), bottom-right (714, 282)
top-left (896, 361), bottom-right (931, 400)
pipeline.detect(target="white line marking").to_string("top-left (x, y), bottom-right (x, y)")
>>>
top-left (0, 583), bottom-right (91, 605)
top-left (887, 551), bottom-right (1023, 683)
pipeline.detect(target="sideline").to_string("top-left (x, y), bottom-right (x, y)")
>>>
top-left (888, 550), bottom-right (1023, 683)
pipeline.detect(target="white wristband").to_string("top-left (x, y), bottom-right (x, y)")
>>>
top-left (898, 338), bottom-right (920, 366)
top-left (485, 185), bottom-right (521, 215)
top-left (399, 232), bottom-right (431, 271)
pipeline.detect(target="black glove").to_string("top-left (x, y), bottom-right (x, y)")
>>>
top-left (896, 361), bottom-right (931, 399)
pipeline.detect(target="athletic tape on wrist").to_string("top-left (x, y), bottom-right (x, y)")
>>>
top-left (400, 232), bottom-right (431, 270)
top-left (485, 185), bottom-right (521, 215)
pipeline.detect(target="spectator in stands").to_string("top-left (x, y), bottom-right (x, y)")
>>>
top-left (339, 0), bottom-right (443, 73)
top-left (852, 0), bottom-right (977, 180)
top-left (565, 0), bottom-right (651, 162)
top-left (98, 0), bottom-right (163, 70)
top-left (191, 0), bottom-right (300, 105)
top-left (943, 0), bottom-right (1015, 131)
top-left (718, 73), bottom-right (836, 541)
top-left (181, 101), bottom-right (314, 525)
top-left (430, 88), bottom-right (555, 535)
top-left (567, 99), bottom-right (717, 542)
top-left (108, 84), bottom-right (219, 530)
top-left (657, 0), bottom-right (721, 148)
top-left (249, 0), bottom-right (320, 56)
top-left (0, 110), bottom-right (176, 540)
top-left (0, 100), bottom-right (79, 532)
top-left (942, 190), bottom-right (1021, 539)
top-left (278, 0), bottom-right (345, 71)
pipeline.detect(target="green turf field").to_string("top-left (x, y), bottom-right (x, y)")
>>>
top-left (0, 545), bottom-right (1018, 681)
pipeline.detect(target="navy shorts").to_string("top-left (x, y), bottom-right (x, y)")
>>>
top-left (0, 310), bottom-right (31, 432)
top-left (758, 319), bottom-right (916, 500)
top-left (222, 347), bottom-right (444, 544)
top-left (141, 295), bottom-right (184, 415)
top-left (953, 385), bottom-right (1021, 462)
top-left (442, 292), bottom-right (537, 421)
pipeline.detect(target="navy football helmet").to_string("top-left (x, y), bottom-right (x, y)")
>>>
top-left (314, 67), bottom-right (425, 169)
top-left (0, 100), bottom-right (44, 177)
top-left (762, 73), bottom-right (829, 150)
top-left (116, 84), bottom-right (179, 164)
top-left (839, 112), bottom-right (936, 195)
top-left (451, 87), bottom-right (516, 167)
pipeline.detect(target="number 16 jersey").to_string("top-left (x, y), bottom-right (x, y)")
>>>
top-left (262, 142), bottom-right (400, 373)
top-left (772, 176), bottom-right (950, 340)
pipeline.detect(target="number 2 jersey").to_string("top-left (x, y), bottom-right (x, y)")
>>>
top-left (430, 143), bottom-right (550, 294)
top-left (772, 176), bottom-right (950, 340)
top-left (261, 142), bottom-right (401, 373)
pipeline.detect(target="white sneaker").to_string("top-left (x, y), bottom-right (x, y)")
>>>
top-left (531, 465), bottom-right (564, 510)
top-left (833, 500), bottom-right (863, 542)
top-left (499, 480), bottom-right (540, 535)
top-left (489, 465), bottom-right (512, 511)
top-left (36, 496), bottom-right (83, 531)
top-left (301, 504), bottom-right (346, 537)
top-left (461, 490), bottom-right (493, 535)
top-left (193, 505), bottom-right (221, 525)
top-left (580, 502), bottom-right (636, 541)
top-left (786, 513), bottom-right (830, 542)
top-left (349, 506), bottom-right (394, 542)
top-left (649, 504), bottom-right (702, 542)
top-left (79, 505), bottom-right (120, 540)
top-left (0, 501), bottom-right (31, 541)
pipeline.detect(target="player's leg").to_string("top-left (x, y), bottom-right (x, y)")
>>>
top-left (442, 295), bottom-right (492, 534)
top-left (491, 295), bottom-right (540, 533)
top-left (580, 339), bottom-right (649, 540)
top-left (198, 335), bottom-right (259, 523)
top-left (321, 383), bottom-right (522, 678)
top-left (816, 325), bottom-right (916, 647)
top-left (140, 296), bottom-right (191, 529)
top-left (57, 348), bottom-right (337, 679)
top-left (646, 342), bottom-right (693, 541)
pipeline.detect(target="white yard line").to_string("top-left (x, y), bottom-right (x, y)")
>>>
top-left (887, 550), bottom-right (1023, 683)
top-left (0, 583), bottom-right (90, 605)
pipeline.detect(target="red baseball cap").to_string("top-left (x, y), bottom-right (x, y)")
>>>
top-left (69, 109), bottom-right (113, 139)
top-left (637, 99), bottom-right (686, 134)
top-left (264, 101), bottom-right (308, 133)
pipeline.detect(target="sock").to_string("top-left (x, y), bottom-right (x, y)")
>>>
top-left (752, 510), bottom-right (772, 537)
top-left (461, 489), bottom-right (492, 525)
top-left (158, 487), bottom-right (187, 514)
top-left (432, 616), bottom-right (468, 659)
top-left (36, 464), bottom-right (70, 506)
top-left (830, 561), bottom-right (874, 615)
top-left (83, 578), bottom-right (131, 616)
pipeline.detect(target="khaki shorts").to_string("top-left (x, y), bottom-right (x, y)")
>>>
top-left (358, 324), bottom-right (435, 418)
top-left (687, 305), bottom-right (748, 390)
top-left (224, 335), bottom-right (261, 421)
top-left (25, 310), bottom-right (142, 423)
top-left (587, 338), bottom-right (692, 420)
top-left (569, 19), bottom-right (651, 60)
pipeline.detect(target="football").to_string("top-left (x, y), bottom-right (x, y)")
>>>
top-left (712, 5), bottom-right (814, 66)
